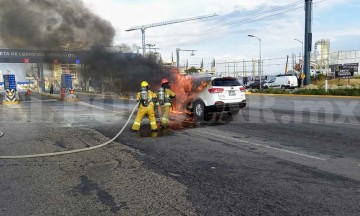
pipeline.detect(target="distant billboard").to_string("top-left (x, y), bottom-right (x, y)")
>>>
top-left (330, 63), bottom-right (358, 78)
top-left (343, 63), bottom-right (358, 72)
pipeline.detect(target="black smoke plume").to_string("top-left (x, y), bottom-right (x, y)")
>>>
top-left (0, 0), bottom-right (172, 93)
top-left (83, 46), bottom-right (168, 93)
top-left (0, 0), bottom-right (115, 48)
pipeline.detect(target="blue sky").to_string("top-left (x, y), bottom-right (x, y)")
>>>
top-left (83, 0), bottom-right (359, 74)
top-left (2, 0), bottom-right (359, 78)
top-left (84, 0), bottom-right (359, 74)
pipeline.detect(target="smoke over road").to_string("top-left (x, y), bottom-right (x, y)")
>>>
top-left (0, 0), bottom-right (115, 48)
top-left (0, 0), bottom-right (194, 96)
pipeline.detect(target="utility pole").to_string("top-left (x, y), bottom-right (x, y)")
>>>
top-left (176, 48), bottom-right (196, 68)
top-left (294, 38), bottom-right (304, 74)
top-left (304, 0), bottom-right (313, 85)
top-left (248, 34), bottom-right (262, 89)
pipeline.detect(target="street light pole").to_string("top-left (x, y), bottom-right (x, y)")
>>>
top-left (294, 39), bottom-right (304, 67)
top-left (248, 34), bottom-right (262, 89)
top-left (295, 39), bottom-right (304, 87)
top-left (145, 43), bottom-right (155, 55)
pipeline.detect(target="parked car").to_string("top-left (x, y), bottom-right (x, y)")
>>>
top-left (263, 75), bottom-right (298, 89)
top-left (187, 76), bottom-right (247, 122)
top-left (246, 80), bottom-right (266, 89)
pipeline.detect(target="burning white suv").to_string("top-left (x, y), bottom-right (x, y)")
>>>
top-left (187, 76), bottom-right (247, 122)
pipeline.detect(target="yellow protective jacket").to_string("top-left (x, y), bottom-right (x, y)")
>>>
top-left (136, 90), bottom-right (157, 107)
top-left (158, 88), bottom-right (176, 127)
top-left (132, 90), bottom-right (158, 131)
top-left (158, 88), bottom-right (176, 107)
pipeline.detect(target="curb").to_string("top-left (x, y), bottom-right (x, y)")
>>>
top-left (39, 93), bottom-right (79, 102)
top-left (64, 98), bottom-right (80, 102)
top-left (2, 101), bottom-right (20, 105)
top-left (249, 92), bottom-right (360, 99)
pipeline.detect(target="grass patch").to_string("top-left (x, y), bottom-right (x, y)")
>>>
top-left (250, 88), bottom-right (360, 96)
top-left (250, 88), bottom-right (289, 94)
top-left (312, 78), bottom-right (360, 86)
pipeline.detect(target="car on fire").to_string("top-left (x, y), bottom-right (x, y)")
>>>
top-left (186, 76), bottom-right (247, 122)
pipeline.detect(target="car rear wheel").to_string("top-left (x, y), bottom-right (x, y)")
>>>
top-left (281, 85), bottom-right (286, 89)
top-left (193, 101), bottom-right (205, 123)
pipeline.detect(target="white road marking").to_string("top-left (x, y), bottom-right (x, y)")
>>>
top-left (197, 130), bottom-right (327, 161)
top-left (168, 172), bottom-right (181, 177)
top-left (77, 101), bottom-right (126, 114)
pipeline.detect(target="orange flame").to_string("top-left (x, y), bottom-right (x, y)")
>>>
top-left (169, 68), bottom-right (208, 114)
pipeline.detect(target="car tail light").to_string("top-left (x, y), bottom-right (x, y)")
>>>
top-left (208, 88), bottom-right (224, 93)
top-left (240, 86), bottom-right (246, 92)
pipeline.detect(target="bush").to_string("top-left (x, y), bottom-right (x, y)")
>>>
top-left (316, 74), bottom-right (326, 82)
top-left (250, 87), bottom-right (360, 96)
top-left (250, 88), bottom-right (288, 94)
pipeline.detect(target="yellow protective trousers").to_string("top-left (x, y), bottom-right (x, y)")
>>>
top-left (132, 103), bottom-right (158, 131)
top-left (160, 105), bottom-right (171, 127)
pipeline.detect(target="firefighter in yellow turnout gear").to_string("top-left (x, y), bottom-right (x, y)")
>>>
top-left (132, 81), bottom-right (158, 132)
top-left (157, 78), bottom-right (176, 128)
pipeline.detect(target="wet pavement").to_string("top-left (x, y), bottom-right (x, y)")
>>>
top-left (1, 92), bottom-right (360, 215)
top-left (0, 92), bottom-right (197, 216)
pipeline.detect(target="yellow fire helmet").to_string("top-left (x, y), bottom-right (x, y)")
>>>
top-left (141, 81), bottom-right (149, 87)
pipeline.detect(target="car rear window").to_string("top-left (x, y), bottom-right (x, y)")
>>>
top-left (212, 78), bottom-right (240, 86)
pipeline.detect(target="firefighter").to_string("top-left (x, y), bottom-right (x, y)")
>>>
top-left (157, 78), bottom-right (176, 128)
top-left (132, 81), bottom-right (158, 132)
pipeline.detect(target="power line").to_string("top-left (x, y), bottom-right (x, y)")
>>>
top-left (154, 1), bottom-right (304, 45)
top-left (154, 0), bottom-right (328, 46)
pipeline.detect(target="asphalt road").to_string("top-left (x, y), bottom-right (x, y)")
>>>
top-left (88, 93), bottom-right (360, 215)
top-left (1, 92), bottom-right (360, 215)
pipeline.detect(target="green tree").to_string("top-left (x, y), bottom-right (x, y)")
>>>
top-left (185, 66), bottom-right (198, 74)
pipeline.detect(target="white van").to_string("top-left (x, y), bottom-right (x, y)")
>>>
top-left (263, 75), bottom-right (298, 89)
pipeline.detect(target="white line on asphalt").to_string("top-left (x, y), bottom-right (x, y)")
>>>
top-left (77, 101), bottom-right (127, 115)
top-left (197, 130), bottom-right (327, 161)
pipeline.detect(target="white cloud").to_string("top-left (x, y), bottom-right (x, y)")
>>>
top-left (81, 0), bottom-right (358, 73)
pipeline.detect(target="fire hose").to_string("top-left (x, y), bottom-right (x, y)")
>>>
top-left (0, 102), bottom-right (139, 159)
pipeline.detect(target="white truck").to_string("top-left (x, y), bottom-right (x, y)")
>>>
top-left (263, 75), bottom-right (298, 89)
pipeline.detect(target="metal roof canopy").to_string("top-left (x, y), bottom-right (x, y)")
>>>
top-left (0, 49), bottom-right (87, 64)
top-left (0, 49), bottom-right (139, 64)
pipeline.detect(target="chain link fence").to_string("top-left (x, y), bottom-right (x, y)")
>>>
top-left (215, 50), bottom-right (360, 78)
